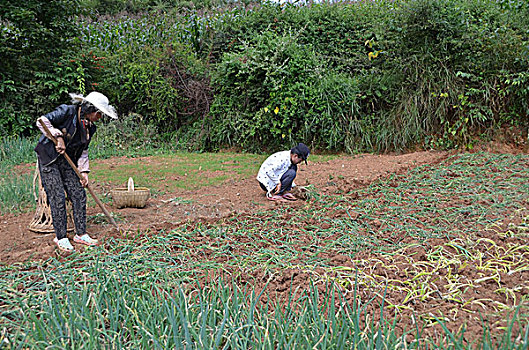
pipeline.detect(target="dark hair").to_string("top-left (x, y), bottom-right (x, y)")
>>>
top-left (291, 143), bottom-right (310, 164)
top-left (80, 102), bottom-right (98, 116)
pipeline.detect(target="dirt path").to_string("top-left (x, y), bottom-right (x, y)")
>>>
top-left (1, 151), bottom-right (448, 264)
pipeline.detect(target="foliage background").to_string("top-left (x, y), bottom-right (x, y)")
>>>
top-left (1, 0), bottom-right (528, 153)
top-left (0, 0), bottom-right (84, 135)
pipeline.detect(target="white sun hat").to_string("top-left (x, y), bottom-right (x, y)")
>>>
top-left (69, 92), bottom-right (118, 119)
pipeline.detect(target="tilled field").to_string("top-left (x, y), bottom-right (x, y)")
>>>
top-left (1, 150), bottom-right (528, 345)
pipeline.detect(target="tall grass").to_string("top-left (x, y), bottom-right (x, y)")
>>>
top-left (3, 259), bottom-right (400, 348)
top-left (0, 136), bottom-right (37, 167)
top-left (0, 173), bottom-right (35, 214)
top-left (1, 237), bottom-right (527, 349)
top-left (0, 137), bottom-right (38, 214)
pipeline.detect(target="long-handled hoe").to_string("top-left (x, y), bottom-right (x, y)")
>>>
top-left (38, 119), bottom-right (119, 230)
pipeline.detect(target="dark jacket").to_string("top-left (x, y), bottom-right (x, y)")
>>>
top-left (35, 104), bottom-right (97, 166)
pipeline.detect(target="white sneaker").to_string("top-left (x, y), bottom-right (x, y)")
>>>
top-left (53, 237), bottom-right (74, 252)
top-left (74, 234), bottom-right (98, 246)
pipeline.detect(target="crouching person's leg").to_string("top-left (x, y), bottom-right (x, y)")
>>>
top-left (278, 165), bottom-right (297, 198)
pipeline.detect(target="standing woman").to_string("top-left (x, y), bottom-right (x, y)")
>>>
top-left (35, 92), bottom-right (117, 252)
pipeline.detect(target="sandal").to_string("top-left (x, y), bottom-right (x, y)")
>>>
top-left (74, 234), bottom-right (99, 246)
top-left (267, 194), bottom-right (287, 201)
top-left (53, 237), bottom-right (74, 252)
top-left (282, 193), bottom-right (298, 201)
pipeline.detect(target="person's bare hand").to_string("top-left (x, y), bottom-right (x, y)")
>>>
top-left (273, 183), bottom-right (281, 194)
top-left (80, 172), bottom-right (89, 187)
top-left (55, 137), bottom-right (65, 154)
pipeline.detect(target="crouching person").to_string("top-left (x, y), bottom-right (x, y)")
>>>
top-left (257, 143), bottom-right (310, 201)
top-left (35, 92), bottom-right (117, 252)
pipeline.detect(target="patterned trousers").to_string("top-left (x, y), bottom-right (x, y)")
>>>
top-left (39, 156), bottom-right (87, 240)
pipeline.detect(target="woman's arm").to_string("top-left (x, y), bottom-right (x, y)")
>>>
top-left (36, 116), bottom-right (63, 139)
top-left (78, 150), bottom-right (90, 187)
top-left (78, 150), bottom-right (90, 173)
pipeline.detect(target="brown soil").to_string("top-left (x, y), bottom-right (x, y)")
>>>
top-left (2, 147), bottom-right (528, 342)
top-left (1, 150), bottom-right (448, 264)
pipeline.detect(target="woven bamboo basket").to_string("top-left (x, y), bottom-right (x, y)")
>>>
top-left (111, 178), bottom-right (150, 208)
top-left (29, 165), bottom-right (75, 234)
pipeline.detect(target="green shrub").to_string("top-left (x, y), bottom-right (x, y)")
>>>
top-left (90, 113), bottom-right (163, 158)
top-left (81, 14), bottom-right (213, 142)
top-left (210, 29), bottom-right (362, 152)
top-left (4, 0), bottom-right (528, 151)
top-left (0, 0), bottom-right (87, 137)
top-left (385, 0), bottom-right (529, 149)
top-left (207, 0), bottom-right (528, 152)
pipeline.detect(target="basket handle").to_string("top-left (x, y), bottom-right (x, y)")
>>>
top-left (127, 177), bottom-right (135, 192)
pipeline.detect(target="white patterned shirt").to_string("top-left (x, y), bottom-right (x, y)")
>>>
top-left (256, 150), bottom-right (293, 192)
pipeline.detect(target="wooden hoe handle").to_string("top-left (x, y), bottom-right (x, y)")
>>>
top-left (38, 119), bottom-right (119, 229)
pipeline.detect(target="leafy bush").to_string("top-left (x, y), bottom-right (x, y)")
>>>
top-left (385, 0), bottom-right (529, 149)
top-left (3, 0), bottom-right (528, 151)
top-left (81, 14), bottom-right (213, 143)
top-left (0, 0), bottom-right (88, 137)
top-left (210, 28), bottom-right (362, 151)
top-left (207, 0), bottom-right (528, 152)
